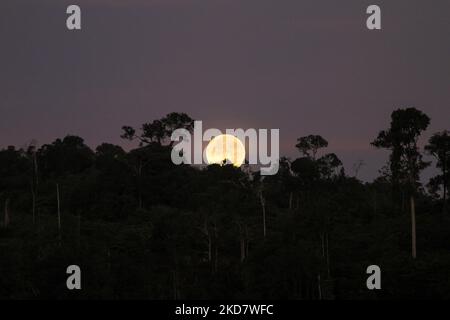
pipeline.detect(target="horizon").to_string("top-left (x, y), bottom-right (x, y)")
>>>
top-left (2, 0), bottom-right (449, 182)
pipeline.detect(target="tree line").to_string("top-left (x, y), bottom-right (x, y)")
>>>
top-left (0, 109), bottom-right (449, 299)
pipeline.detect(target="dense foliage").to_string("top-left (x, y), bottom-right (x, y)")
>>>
top-left (0, 110), bottom-right (449, 299)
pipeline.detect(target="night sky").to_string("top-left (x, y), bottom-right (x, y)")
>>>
top-left (1, 0), bottom-right (449, 181)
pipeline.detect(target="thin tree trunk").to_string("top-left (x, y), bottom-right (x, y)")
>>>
top-left (239, 222), bottom-right (247, 262)
top-left (33, 151), bottom-right (39, 186)
top-left (326, 232), bottom-right (330, 278)
top-left (245, 225), bottom-right (249, 258)
top-left (443, 158), bottom-right (447, 213)
top-left (208, 234), bottom-right (212, 263)
top-left (137, 161), bottom-right (143, 210)
top-left (77, 213), bottom-right (81, 248)
top-left (208, 235), bottom-right (212, 264)
top-left (4, 198), bottom-right (10, 228)
top-left (31, 182), bottom-right (36, 225)
top-left (317, 274), bottom-right (322, 300)
top-left (172, 270), bottom-right (179, 300)
top-left (259, 191), bottom-right (266, 238)
top-left (410, 195), bottom-right (417, 259)
top-left (32, 151), bottom-right (38, 225)
top-left (320, 233), bottom-right (325, 257)
top-left (240, 238), bottom-right (245, 262)
top-left (201, 218), bottom-right (212, 262)
top-left (56, 183), bottom-right (61, 245)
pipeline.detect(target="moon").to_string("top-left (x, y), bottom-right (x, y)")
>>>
top-left (205, 134), bottom-right (246, 167)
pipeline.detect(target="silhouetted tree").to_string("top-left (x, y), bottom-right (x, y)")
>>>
top-left (121, 112), bottom-right (194, 146)
top-left (372, 107), bottom-right (430, 258)
top-left (296, 135), bottom-right (328, 160)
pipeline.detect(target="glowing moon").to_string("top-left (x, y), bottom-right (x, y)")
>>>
top-left (205, 134), bottom-right (246, 167)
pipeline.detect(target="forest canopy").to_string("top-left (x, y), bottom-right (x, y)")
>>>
top-left (0, 109), bottom-right (449, 299)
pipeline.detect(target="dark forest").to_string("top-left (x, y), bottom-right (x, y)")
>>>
top-left (0, 108), bottom-right (449, 299)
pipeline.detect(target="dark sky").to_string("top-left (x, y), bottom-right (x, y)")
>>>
top-left (1, 0), bottom-right (449, 181)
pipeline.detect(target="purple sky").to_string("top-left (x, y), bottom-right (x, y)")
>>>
top-left (1, 0), bottom-right (449, 181)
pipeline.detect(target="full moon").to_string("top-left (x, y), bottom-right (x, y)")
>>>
top-left (205, 134), bottom-right (246, 167)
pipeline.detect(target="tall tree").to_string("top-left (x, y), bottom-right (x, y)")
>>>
top-left (295, 135), bottom-right (328, 160)
top-left (25, 144), bottom-right (39, 225)
top-left (162, 112), bottom-right (195, 142)
top-left (121, 112), bottom-right (194, 146)
top-left (372, 107), bottom-right (430, 258)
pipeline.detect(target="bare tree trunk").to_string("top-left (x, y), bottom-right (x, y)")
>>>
top-left (201, 218), bottom-right (212, 262)
top-left (245, 225), bottom-right (249, 258)
top-left (32, 151), bottom-right (38, 225)
top-left (214, 245), bottom-right (218, 273)
top-left (4, 198), bottom-right (10, 228)
top-left (31, 182), bottom-right (36, 225)
top-left (240, 237), bottom-right (245, 262)
top-left (172, 270), bottom-right (179, 300)
top-left (207, 232), bottom-right (212, 263)
top-left (208, 234), bottom-right (212, 263)
top-left (137, 161), bottom-right (143, 210)
top-left (56, 183), bottom-right (61, 245)
top-left (443, 159), bottom-right (447, 213)
top-left (320, 233), bottom-right (325, 257)
top-left (33, 151), bottom-right (39, 186)
top-left (77, 213), bottom-right (81, 248)
top-left (317, 274), bottom-right (322, 300)
top-left (259, 191), bottom-right (266, 238)
top-left (410, 195), bottom-right (417, 259)
top-left (326, 232), bottom-right (330, 278)
top-left (238, 222), bottom-right (248, 262)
